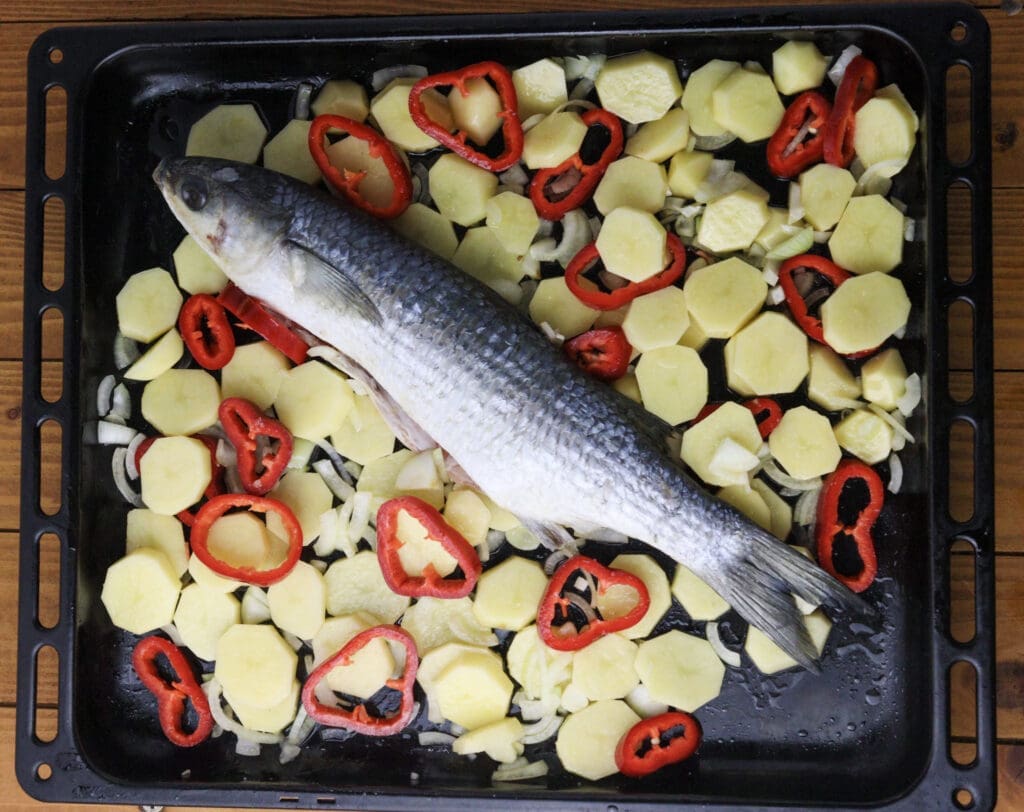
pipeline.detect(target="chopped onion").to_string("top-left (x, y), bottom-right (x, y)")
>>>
top-left (695, 162), bottom-right (748, 203)
top-left (761, 264), bottom-right (780, 286)
top-left (476, 539), bottom-right (491, 564)
top-left (371, 64), bottom-right (427, 92)
top-left (418, 731), bottom-right (456, 747)
top-left (313, 458), bottom-right (356, 501)
top-left (223, 466), bottom-right (244, 494)
top-left (887, 451), bottom-right (904, 494)
top-left (492, 757), bottom-right (549, 782)
top-left (294, 82), bottom-right (314, 120)
top-left (829, 396), bottom-right (867, 412)
top-left (692, 131), bottom-right (738, 151)
top-left (348, 491), bottom-right (374, 546)
top-left (496, 182), bottom-right (524, 197)
top-left (890, 196), bottom-right (908, 214)
top-left (569, 77), bottom-right (594, 101)
top-left (576, 527), bottom-right (629, 544)
top-left (788, 182), bottom-right (804, 224)
top-left (854, 158), bottom-right (906, 196)
top-left (707, 437), bottom-right (760, 486)
top-left (96, 374), bottom-right (116, 417)
top-left (765, 227), bottom-right (814, 261)
top-left (521, 713), bottom-right (562, 745)
top-left (812, 230), bottom-right (832, 244)
top-left (529, 237), bottom-right (559, 262)
top-left (449, 612), bottom-right (498, 648)
top-left (235, 737), bottom-right (262, 757)
top-left (904, 217), bottom-right (916, 242)
top-left (159, 622), bottom-right (185, 647)
top-left (793, 486), bottom-right (822, 528)
top-left (113, 333), bottom-right (139, 370)
top-left (625, 683), bottom-right (669, 718)
top-left (204, 679), bottom-right (284, 745)
top-left (536, 219), bottom-right (555, 239)
top-left (98, 419), bottom-right (138, 446)
top-left (125, 432), bottom-right (146, 480)
top-left (544, 549), bottom-right (570, 575)
top-left (893, 324), bottom-right (907, 340)
top-left (897, 373), bottom-right (922, 417)
top-left (499, 163), bottom-right (529, 188)
top-left (506, 525), bottom-right (541, 551)
top-left (216, 438), bottom-right (238, 469)
top-left (890, 427), bottom-right (907, 452)
top-left (868, 404), bottom-right (915, 443)
top-left (761, 458), bottom-right (822, 491)
top-left (314, 440), bottom-right (354, 483)
top-left (766, 286), bottom-right (784, 308)
top-left (539, 321), bottom-right (565, 346)
top-left (521, 112), bottom-right (546, 133)
top-left (706, 621), bottom-right (742, 667)
top-left (241, 586), bottom-right (271, 625)
top-left (112, 448), bottom-right (144, 507)
top-left (282, 630), bottom-right (303, 651)
top-left (553, 209), bottom-right (590, 267)
top-left (828, 45), bottom-right (863, 86)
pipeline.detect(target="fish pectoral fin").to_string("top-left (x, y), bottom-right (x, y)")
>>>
top-left (284, 236), bottom-right (382, 325)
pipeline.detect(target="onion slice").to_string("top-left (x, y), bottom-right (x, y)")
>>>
top-left (868, 403), bottom-right (915, 443)
top-left (761, 458), bottom-right (823, 491)
top-left (492, 757), bottom-right (549, 782)
top-left (706, 621), bottom-right (742, 668)
top-left (828, 45), bottom-right (863, 86)
top-left (887, 452), bottom-right (904, 494)
top-left (204, 678), bottom-right (283, 745)
top-left (370, 64), bottom-right (427, 92)
top-left (96, 374), bottom-right (116, 417)
top-left (112, 448), bottom-right (144, 507)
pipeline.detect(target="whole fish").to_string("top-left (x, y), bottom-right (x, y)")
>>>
top-left (154, 156), bottom-right (865, 670)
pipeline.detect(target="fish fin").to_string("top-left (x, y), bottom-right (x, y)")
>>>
top-left (520, 518), bottom-right (579, 553)
top-left (284, 237), bottom-right (382, 325)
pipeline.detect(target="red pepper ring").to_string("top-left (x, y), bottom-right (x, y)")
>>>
top-left (218, 397), bottom-right (293, 496)
top-left (408, 61), bottom-right (524, 172)
top-left (308, 114), bottom-right (413, 220)
top-left (564, 326), bottom-right (633, 382)
top-left (301, 624), bottom-right (419, 736)
top-left (177, 293), bottom-right (236, 370)
top-left (766, 91), bottom-right (832, 179)
top-left (190, 493), bottom-right (303, 586)
top-left (815, 459), bottom-right (885, 593)
top-left (528, 107), bottom-right (624, 221)
top-left (537, 555), bottom-right (651, 652)
top-left (132, 635), bottom-right (214, 747)
top-left (217, 282), bottom-right (309, 365)
top-left (615, 711), bottom-right (702, 778)
top-left (777, 253), bottom-right (851, 346)
top-left (564, 233), bottom-right (687, 312)
top-left (822, 55), bottom-right (879, 168)
top-left (376, 496), bottom-right (482, 598)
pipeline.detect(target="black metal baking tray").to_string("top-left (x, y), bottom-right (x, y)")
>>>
top-left (17, 4), bottom-right (994, 809)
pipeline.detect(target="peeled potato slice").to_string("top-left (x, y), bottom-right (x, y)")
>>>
top-left (601, 554), bottom-right (672, 639)
top-left (453, 227), bottom-right (525, 305)
top-left (266, 470), bottom-right (333, 546)
top-left (186, 103), bottom-right (267, 164)
top-left (401, 596), bottom-right (497, 655)
top-left (807, 343), bottom-right (862, 411)
top-left (123, 329), bottom-right (184, 382)
top-left (556, 700), bottom-right (640, 781)
top-left (570, 633), bottom-right (639, 701)
top-left (139, 435), bottom-right (212, 516)
top-left (330, 393), bottom-right (397, 466)
top-left (263, 119), bottom-right (320, 184)
top-left (671, 562), bottom-right (730, 621)
top-left (453, 717), bottom-right (524, 764)
top-left (220, 341), bottom-right (290, 411)
top-left (442, 488), bottom-right (491, 547)
top-left (393, 203), bottom-right (459, 261)
top-left (529, 276), bottom-right (599, 338)
top-left (188, 552), bottom-right (243, 593)
top-left (172, 583), bottom-right (241, 661)
top-left (711, 66), bottom-right (785, 143)
top-left (772, 40), bottom-right (828, 95)
top-left (324, 550), bottom-right (410, 622)
top-left (800, 164), bottom-right (856, 231)
top-left (684, 257), bottom-right (766, 339)
top-left (268, 560), bottom-right (327, 640)
top-left (750, 478), bottom-right (794, 541)
top-left (485, 192), bottom-right (540, 257)
top-left (473, 556), bottom-right (548, 632)
top-left (595, 50), bottom-right (683, 124)
top-left (681, 59), bottom-right (739, 137)
top-left (274, 361), bottom-right (355, 442)
top-left (827, 194), bottom-right (904, 275)
top-left (371, 78), bottom-right (451, 153)
top-left (141, 368), bottom-right (221, 436)
top-left (522, 111), bottom-right (588, 169)
top-left (745, 609), bottom-right (831, 674)
top-left (593, 157), bottom-right (670, 215)
top-left (595, 206), bottom-right (668, 282)
top-left (433, 649), bottom-right (514, 730)
top-left (820, 271), bottom-right (911, 355)
top-left (635, 630), bottom-right (725, 711)
top-left (229, 679), bottom-right (300, 734)
top-left (717, 484), bottom-right (772, 531)
top-left (860, 348), bottom-right (908, 410)
top-left (312, 613), bottom-right (395, 699)
top-left (680, 401), bottom-right (762, 487)
top-left (697, 187), bottom-right (770, 254)
top-left (833, 408), bottom-right (894, 464)
top-left (101, 547), bottom-right (181, 635)
top-left (506, 624), bottom-right (573, 699)
top-left (312, 79), bottom-right (369, 121)
top-left (173, 235), bottom-right (228, 295)
top-left (125, 508), bottom-right (188, 577)
top-left (768, 406), bottom-right (842, 480)
top-left (726, 312), bottom-right (809, 396)
top-left (115, 268), bottom-right (183, 344)
top-left (635, 344), bottom-right (708, 426)
top-left (215, 624), bottom-right (298, 710)
top-left (429, 153), bottom-right (498, 227)
top-left (621, 286), bottom-right (690, 352)
top-left (625, 107), bottom-right (690, 163)
top-left (512, 58), bottom-right (568, 119)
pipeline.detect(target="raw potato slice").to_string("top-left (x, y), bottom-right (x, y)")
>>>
top-left (429, 153), bottom-right (498, 227)
top-left (268, 560), bottom-right (327, 640)
top-left (448, 76), bottom-right (503, 145)
top-left (473, 556), bottom-right (548, 631)
top-left (189, 552), bottom-right (244, 593)
top-left (726, 312), bottom-right (809, 395)
top-left (393, 506), bottom-right (459, 579)
top-left (512, 58), bottom-right (568, 119)
top-left (401, 596), bottom-right (497, 655)
top-left (595, 207), bottom-right (668, 282)
top-left (522, 111), bottom-right (588, 169)
top-left (485, 192), bottom-right (540, 257)
top-left (330, 393), bottom-right (397, 465)
top-left (854, 85), bottom-right (919, 167)
top-left (772, 41), bottom-right (828, 95)
top-left (613, 371), bottom-right (643, 403)
top-left (358, 448), bottom-right (430, 507)
top-left (371, 79), bottom-right (452, 153)
top-left (324, 550), bottom-right (411, 622)
top-left (116, 268), bottom-right (183, 343)
top-left (684, 257), bottom-right (766, 339)
top-left (141, 368), bottom-right (221, 436)
top-left (393, 449), bottom-right (446, 507)
top-left (263, 119), bottom-right (320, 184)
top-left (124, 329), bottom-right (184, 381)
top-left (800, 164), bottom-right (856, 231)
top-left (668, 149), bottom-right (713, 198)
top-left (635, 344), bottom-right (708, 426)
top-left (593, 156), bottom-right (670, 215)
top-left (312, 79), bottom-right (370, 121)
top-left (678, 317), bottom-right (709, 351)
top-left (442, 488), bottom-right (491, 547)
top-left (453, 717), bottom-right (524, 764)
top-left (601, 554), bottom-right (672, 639)
top-left (828, 195), bottom-right (904, 274)
top-left (324, 135), bottom-right (400, 210)
top-left (697, 187), bottom-right (770, 253)
top-left (220, 341), bottom-right (290, 411)
top-left (717, 484), bottom-right (772, 531)
top-left (229, 679), bottom-right (300, 734)
top-left (556, 700), bottom-right (640, 781)
top-left (125, 508), bottom-right (188, 576)
top-left (206, 512), bottom-right (273, 570)
top-left (594, 50), bottom-right (683, 124)
top-left (755, 207), bottom-right (792, 252)
top-left (820, 272), bottom-right (911, 355)
top-left (468, 487), bottom-right (520, 533)
top-left (433, 649), bottom-right (514, 730)
top-left (635, 630), bottom-right (725, 711)
top-left (680, 401), bottom-right (762, 487)
top-left (173, 235), bottom-right (228, 295)
top-left (833, 408), bottom-right (894, 464)
top-left (625, 107), bottom-right (690, 163)
top-left (274, 361), bottom-right (355, 442)
top-left (621, 286), bottom-right (690, 352)
top-left (681, 59), bottom-right (739, 137)
top-left (671, 563), bottom-right (729, 621)
top-left (393, 203), bottom-right (459, 260)
top-left (860, 348), bottom-right (908, 410)
top-left (506, 624), bottom-right (573, 698)
top-left (807, 344), bottom-right (862, 411)
top-left (570, 633), bottom-right (639, 700)
top-left (768, 406), bottom-right (842, 479)
top-left (172, 583), bottom-right (241, 661)
top-left (745, 608), bottom-right (831, 674)
top-left (186, 103), bottom-right (267, 163)
top-left (266, 470), bottom-right (334, 546)
top-left (101, 548), bottom-right (182, 635)
top-left (711, 67), bottom-right (785, 142)
top-left (418, 642), bottom-right (497, 724)
top-left (453, 227), bottom-right (524, 305)
top-left (215, 624), bottom-right (298, 709)
top-left (139, 436), bottom-right (212, 516)
top-left (529, 276), bottom-right (599, 338)
top-left (312, 613), bottom-right (395, 698)
top-left (750, 478), bottom-right (793, 541)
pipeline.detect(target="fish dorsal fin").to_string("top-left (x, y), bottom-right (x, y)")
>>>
top-left (284, 235), bottom-right (382, 326)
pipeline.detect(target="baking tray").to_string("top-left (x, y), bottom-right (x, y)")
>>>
top-left (17, 3), bottom-right (994, 809)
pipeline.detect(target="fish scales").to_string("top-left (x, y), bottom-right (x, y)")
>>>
top-left (155, 157), bottom-right (867, 670)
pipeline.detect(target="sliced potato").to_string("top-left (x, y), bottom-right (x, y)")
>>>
top-left (263, 119), bottom-right (320, 184)
top-left (621, 285), bottom-right (689, 352)
top-left (677, 317), bottom-right (710, 351)
top-left (417, 642), bottom-right (498, 724)
top-left (828, 195), bottom-right (904, 274)
top-left (833, 408), bottom-right (894, 464)
top-left (429, 153), bottom-right (498, 227)
top-left (595, 207), bottom-right (668, 282)
top-left (635, 630), bottom-right (725, 711)
top-left (330, 393), bottom-right (397, 465)
top-left (697, 187), bottom-right (770, 253)
top-left (312, 79), bottom-right (370, 121)
top-left (453, 226), bottom-right (524, 305)
top-left (141, 368), bottom-right (221, 436)
top-left (400, 596), bottom-right (497, 655)
top-left (449, 76), bottom-right (503, 145)
top-left (768, 405), bottom-right (842, 479)
top-left (116, 268), bottom-right (183, 343)
top-left (126, 509), bottom-right (188, 576)
top-left (772, 41), bottom-right (828, 95)
top-left (357, 448), bottom-right (439, 508)
top-left (215, 624), bottom-right (298, 709)
top-left (726, 312), bottom-right (809, 395)
top-left (711, 67), bottom-right (785, 142)
top-left (219, 341), bottom-right (290, 411)
top-left (593, 156), bottom-right (670, 215)
top-left (229, 679), bottom-right (300, 734)
top-left (807, 343), bottom-right (862, 411)
top-left (188, 552), bottom-right (243, 593)
top-left (854, 85), bottom-right (919, 167)
top-left (139, 436), bottom-right (212, 516)
top-left (671, 562), bottom-right (729, 621)
top-left (485, 192), bottom-right (540, 257)
top-left (556, 700), bottom-right (640, 781)
top-left (680, 400), bottom-right (762, 487)
top-left (186, 103), bottom-right (267, 163)
top-left (860, 348), bottom-right (908, 410)
top-left (681, 59), bottom-right (740, 137)
top-left (506, 624), bottom-right (573, 699)
top-left (750, 478), bottom-right (794, 541)
top-left (392, 203), bottom-right (459, 260)
top-left (820, 272), bottom-right (911, 354)
top-left (124, 329), bottom-right (184, 382)
top-left (265, 470), bottom-right (334, 546)
top-left (635, 344), bottom-right (708, 426)
top-left (528, 276), bottom-right (599, 338)
top-left (101, 548), bottom-right (181, 635)
top-left (323, 134), bottom-right (400, 210)
top-left (754, 206), bottom-right (793, 252)
top-left (324, 550), bottom-right (410, 622)
top-left (667, 149), bottom-right (713, 199)
top-left (371, 79), bottom-right (451, 153)
top-left (473, 556), bottom-right (548, 632)
top-left (274, 361), bottom-right (355, 442)
top-left (393, 505), bottom-right (459, 580)
top-left (717, 484), bottom-right (772, 531)
top-left (522, 110), bottom-right (588, 169)
top-left (312, 613), bottom-right (395, 698)
top-left (268, 560), bottom-right (326, 640)
top-left (205, 512), bottom-right (273, 570)
top-left (684, 257), bottom-right (766, 339)
top-left (433, 649), bottom-right (514, 730)
top-left (625, 108), bottom-right (690, 163)
top-left (442, 488), bottom-right (491, 547)
top-left (800, 163), bottom-right (856, 231)
top-left (595, 50), bottom-right (683, 124)
top-left (570, 633), bottom-right (639, 701)
top-left (172, 583), bottom-right (241, 661)
top-left (512, 58), bottom-right (568, 119)
top-left (745, 608), bottom-right (831, 674)
top-left (613, 371), bottom-right (643, 403)
top-left (601, 554), bottom-right (672, 639)
top-left (173, 235), bottom-right (228, 295)
top-left (453, 717), bottom-right (524, 764)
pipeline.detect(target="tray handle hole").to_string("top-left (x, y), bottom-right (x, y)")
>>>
top-left (947, 300), bottom-right (974, 401)
top-left (34, 763), bottom-right (52, 782)
top-left (946, 182), bottom-right (973, 284)
top-left (37, 532), bottom-right (62, 630)
top-left (949, 660), bottom-right (978, 766)
top-left (43, 195), bottom-right (66, 292)
top-left (40, 308), bottom-right (63, 403)
top-left (948, 419), bottom-right (975, 524)
top-left (954, 787), bottom-right (975, 809)
top-left (33, 645), bottom-right (59, 743)
top-left (38, 419), bottom-right (63, 517)
top-left (946, 64), bottom-right (972, 166)
top-left (949, 22), bottom-right (968, 43)
top-left (949, 538), bottom-right (976, 644)
top-left (44, 85), bottom-right (67, 181)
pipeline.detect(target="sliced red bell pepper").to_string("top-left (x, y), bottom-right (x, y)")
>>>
top-left (564, 326), bottom-right (632, 382)
top-left (190, 493), bottom-right (303, 586)
top-left (766, 91), bottom-right (832, 179)
top-left (815, 459), bottom-right (884, 593)
top-left (135, 434), bottom-right (224, 527)
top-left (218, 397), bottom-right (293, 496)
top-left (308, 114), bottom-right (413, 220)
top-left (691, 398), bottom-right (782, 439)
top-left (528, 107), bottom-right (623, 220)
top-left (177, 293), bottom-right (236, 370)
top-left (217, 282), bottom-right (309, 365)
top-left (376, 496), bottom-right (482, 598)
top-left (822, 55), bottom-right (879, 168)
top-left (564, 232), bottom-right (687, 311)
top-left (615, 711), bottom-right (702, 778)
top-left (301, 624), bottom-right (418, 736)
top-left (778, 253), bottom-right (851, 347)
top-left (537, 555), bottom-right (650, 651)
top-left (408, 61), bottom-right (524, 172)
top-left (132, 635), bottom-right (213, 747)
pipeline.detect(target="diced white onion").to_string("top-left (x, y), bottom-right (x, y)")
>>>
top-left (216, 438), bottom-right (238, 469)
top-left (282, 630), bottom-right (303, 651)
top-left (241, 586), bottom-right (271, 625)
top-left (96, 374), bottom-right (116, 417)
top-left (788, 182), bottom-right (804, 224)
top-left (868, 404), bottom-right (915, 443)
top-left (706, 621), bottom-right (742, 668)
top-left (761, 458), bottom-right (822, 491)
top-left (887, 452), bottom-right (904, 494)
top-left (204, 678), bottom-right (284, 745)
top-left (371, 64), bottom-right (427, 92)
top-left (761, 266), bottom-right (780, 286)
top-left (112, 448), bottom-right (144, 507)
top-left (521, 713), bottom-right (562, 745)
top-left (897, 373), bottom-right (922, 416)
top-left (529, 237), bottom-right (559, 262)
top-left (418, 731), bottom-right (456, 747)
top-left (812, 230), bottom-right (832, 244)
top-left (793, 485), bottom-right (822, 528)
top-left (625, 683), bottom-right (669, 718)
top-left (348, 491), bottom-right (373, 546)
top-left (828, 45), bottom-right (863, 86)
top-left (313, 458), bottom-right (356, 501)
top-left (125, 432), bottom-right (146, 480)
top-left (893, 324), bottom-right (907, 339)
top-left (553, 209), bottom-right (591, 267)
top-left (294, 82), bottom-right (314, 120)
top-left (576, 527), bottom-right (629, 544)
top-left (569, 77), bottom-right (594, 101)
top-left (829, 396), bottom-right (868, 412)
top-left (159, 623), bottom-right (185, 647)
top-left (544, 549), bottom-right (570, 575)
top-left (890, 197), bottom-right (908, 214)
top-left (854, 158), bottom-right (906, 196)
top-left (97, 419), bottom-right (138, 446)
top-left (476, 539), bottom-right (491, 564)
top-left (313, 440), bottom-right (354, 483)
top-left (113, 333), bottom-right (140, 370)
top-left (767, 284), bottom-right (786, 306)
top-left (492, 757), bottom-right (549, 782)
top-left (707, 437), bottom-right (760, 485)
top-left (235, 737), bottom-right (262, 757)
top-left (904, 217), bottom-right (916, 242)
top-left (499, 163), bottom-right (529, 188)
top-left (521, 112), bottom-right (546, 133)
top-left (539, 321), bottom-right (566, 346)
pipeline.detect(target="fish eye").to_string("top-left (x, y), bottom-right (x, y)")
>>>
top-left (180, 176), bottom-right (208, 211)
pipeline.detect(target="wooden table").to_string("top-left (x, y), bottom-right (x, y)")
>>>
top-left (1, 1), bottom-right (1020, 809)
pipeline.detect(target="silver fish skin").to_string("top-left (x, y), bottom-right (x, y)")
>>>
top-left (154, 156), bottom-right (865, 670)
